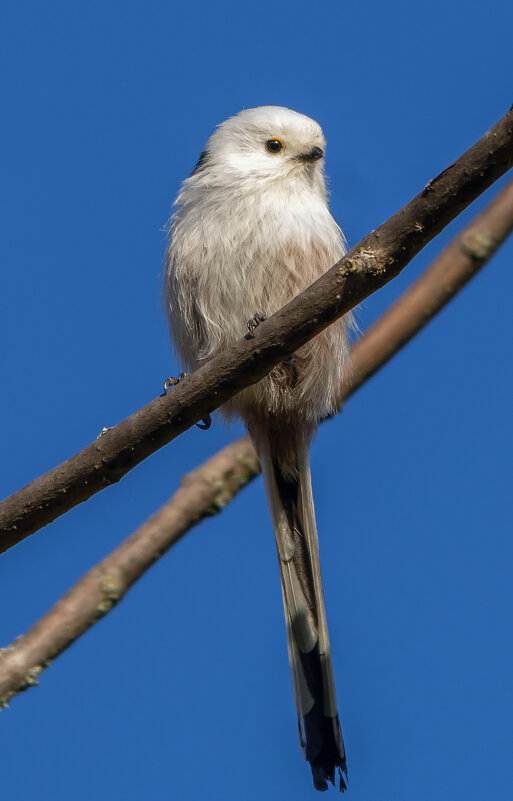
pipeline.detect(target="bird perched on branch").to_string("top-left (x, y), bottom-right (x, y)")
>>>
top-left (164, 106), bottom-right (351, 791)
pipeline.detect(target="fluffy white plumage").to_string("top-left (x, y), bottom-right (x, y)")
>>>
top-left (164, 106), bottom-right (350, 791)
top-left (165, 106), bottom-right (350, 434)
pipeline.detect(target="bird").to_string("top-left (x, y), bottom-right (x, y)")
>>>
top-left (164, 106), bottom-right (351, 791)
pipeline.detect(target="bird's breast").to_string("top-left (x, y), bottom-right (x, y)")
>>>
top-left (167, 185), bottom-right (345, 368)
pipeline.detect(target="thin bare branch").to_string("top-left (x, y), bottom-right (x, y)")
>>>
top-left (2, 174), bottom-right (513, 706)
top-left (0, 438), bottom-right (259, 707)
top-left (340, 175), bottom-right (513, 402)
top-left (1, 107), bottom-right (512, 553)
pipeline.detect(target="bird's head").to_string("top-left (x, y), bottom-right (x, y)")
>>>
top-left (190, 106), bottom-right (328, 189)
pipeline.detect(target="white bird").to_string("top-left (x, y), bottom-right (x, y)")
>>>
top-left (164, 106), bottom-right (351, 791)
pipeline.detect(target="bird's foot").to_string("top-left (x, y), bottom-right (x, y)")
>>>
top-left (246, 313), bottom-right (265, 338)
top-left (162, 372), bottom-right (189, 393)
top-left (162, 372), bottom-right (211, 431)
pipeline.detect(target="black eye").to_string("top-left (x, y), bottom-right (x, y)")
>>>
top-left (266, 138), bottom-right (284, 154)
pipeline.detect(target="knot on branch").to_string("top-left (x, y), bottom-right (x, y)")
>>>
top-left (97, 571), bottom-right (123, 614)
top-left (337, 249), bottom-right (391, 281)
top-left (181, 447), bottom-right (260, 516)
top-left (460, 231), bottom-right (497, 260)
top-left (0, 652), bottom-right (47, 709)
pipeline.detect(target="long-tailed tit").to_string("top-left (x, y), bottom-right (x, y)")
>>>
top-left (164, 106), bottom-right (351, 791)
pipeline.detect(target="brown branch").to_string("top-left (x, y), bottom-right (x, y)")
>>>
top-left (1, 107), bottom-right (512, 553)
top-left (1, 174), bottom-right (513, 707)
top-left (0, 438), bottom-right (260, 707)
top-left (340, 175), bottom-right (513, 402)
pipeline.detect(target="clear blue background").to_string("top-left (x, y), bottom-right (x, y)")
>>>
top-left (1, 2), bottom-right (512, 799)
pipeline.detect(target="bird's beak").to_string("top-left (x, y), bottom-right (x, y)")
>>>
top-left (296, 145), bottom-right (324, 163)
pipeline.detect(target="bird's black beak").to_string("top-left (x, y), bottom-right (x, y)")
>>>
top-left (296, 145), bottom-right (324, 163)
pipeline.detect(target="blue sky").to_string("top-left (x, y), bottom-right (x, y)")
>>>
top-left (1, 1), bottom-right (512, 799)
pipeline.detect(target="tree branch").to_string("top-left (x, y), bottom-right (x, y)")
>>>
top-left (0, 438), bottom-right (259, 707)
top-left (340, 174), bottom-right (513, 402)
top-left (1, 107), bottom-right (512, 553)
top-left (2, 173), bottom-right (513, 706)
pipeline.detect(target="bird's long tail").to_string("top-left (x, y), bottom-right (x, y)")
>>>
top-left (260, 440), bottom-right (347, 792)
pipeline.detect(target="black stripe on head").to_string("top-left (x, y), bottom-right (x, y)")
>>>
top-left (190, 150), bottom-right (209, 176)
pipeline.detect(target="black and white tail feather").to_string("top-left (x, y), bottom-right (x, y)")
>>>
top-left (261, 441), bottom-right (347, 792)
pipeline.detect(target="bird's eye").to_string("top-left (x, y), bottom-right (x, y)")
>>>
top-left (266, 138), bottom-right (284, 154)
